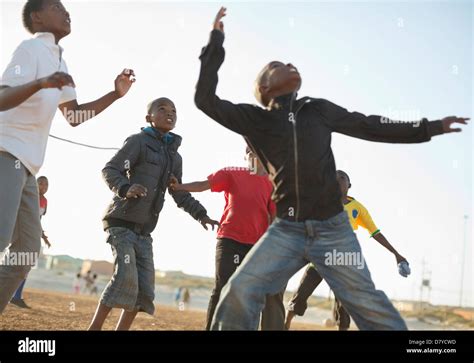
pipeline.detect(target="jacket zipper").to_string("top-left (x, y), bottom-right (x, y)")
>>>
top-left (289, 95), bottom-right (308, 222)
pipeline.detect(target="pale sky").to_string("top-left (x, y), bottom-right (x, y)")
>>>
top-left (0, 0), bottom-right (472, 307)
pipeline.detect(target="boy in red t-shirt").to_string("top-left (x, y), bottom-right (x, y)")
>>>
top-left (169, 147), bottom-right (284, 330)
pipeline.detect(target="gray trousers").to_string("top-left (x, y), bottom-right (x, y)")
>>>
top-left (0, 152), bottom-right (41, 313)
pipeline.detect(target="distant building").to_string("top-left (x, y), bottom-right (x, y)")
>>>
top-left (81, 260), bottom-right (114, 277)
top-left (45, 254), bottom-right (83, 271)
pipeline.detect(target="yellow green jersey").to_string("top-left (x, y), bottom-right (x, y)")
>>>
top-left (344, 196), bottom-right (380, 237)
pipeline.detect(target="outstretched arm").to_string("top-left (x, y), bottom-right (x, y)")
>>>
top-left (169, 158), bottom-right (219, 231)
top-left (169, 176), bottom-right (211, 193)
top-left (59, 69), bottom-right (136, 126)
top-left (195, 7), bottom-right (262, 136)
top-left (320, 99), bottom-right (469, 143)
top-left (372, 232), bottom-right (406, 264)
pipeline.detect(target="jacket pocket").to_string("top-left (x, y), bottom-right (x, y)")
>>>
top-left (145, 145), bottom-right (161, 165)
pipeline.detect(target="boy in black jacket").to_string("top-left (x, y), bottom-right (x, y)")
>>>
top-left (88, 97), bottom-right (219, 330)
top-left (195, 7), bottom-right (469, 330)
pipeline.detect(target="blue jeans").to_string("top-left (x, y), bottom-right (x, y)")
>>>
top-left (211, 211), bottom-right (407, 330)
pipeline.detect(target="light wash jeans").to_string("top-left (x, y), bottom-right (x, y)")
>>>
top-left (211, 211), bottom-right (407, 330)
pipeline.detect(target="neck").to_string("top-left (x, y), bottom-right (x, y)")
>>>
top-left (267, 91), bottom-right (297, 110)
top-left (153, 127), bottom-right (169, 135)
top-left (341, 193), bottom-right (349, 204)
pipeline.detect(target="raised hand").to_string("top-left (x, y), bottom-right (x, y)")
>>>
top-left (441, 116), bottom-right (469, 133)
top-left (114, 68), bottom-right (136, 98)
top-left (39, 72), bottom-right (75, 90)
top-left (126, 183), bottom-right (147, 199)
top-left (213, 7), bottom-right (227, 33)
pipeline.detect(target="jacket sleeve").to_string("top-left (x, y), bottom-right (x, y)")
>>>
top-left (195, 30), bottom-right (262, 136)
top-left (169, 154), bottom-right (208, 221)
top-left (319, 99), bottom-right (445, 143)
top-left (102, 134), bottom-right (141, 197)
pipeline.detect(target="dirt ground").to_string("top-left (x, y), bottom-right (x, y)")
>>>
top-left (0, 289), bottom-right (324, 331)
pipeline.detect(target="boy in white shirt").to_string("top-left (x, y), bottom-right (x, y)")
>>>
top-left (0, 0), bottom-right (135, 313)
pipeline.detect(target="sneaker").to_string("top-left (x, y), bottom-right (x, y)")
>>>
top-left (10, 298), bottom-right (30, 309)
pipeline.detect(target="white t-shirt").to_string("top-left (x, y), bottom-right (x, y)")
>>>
top-left (0, 32), bottom-right (77, 175)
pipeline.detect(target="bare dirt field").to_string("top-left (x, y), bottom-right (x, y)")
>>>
top-left (0, 289), bottom-right (324, 331)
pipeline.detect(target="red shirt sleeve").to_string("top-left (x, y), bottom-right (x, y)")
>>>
top-left (207, 169), bottom-right (232, 192)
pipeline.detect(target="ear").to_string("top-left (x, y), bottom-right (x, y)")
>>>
top-left (348, 183), bottom-right (352, 188)
top-left (30, 10), bottom-right (43, 28)
top-left (146, 115), bottom-right (152, 123)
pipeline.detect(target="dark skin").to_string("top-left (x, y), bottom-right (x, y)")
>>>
top-left (0, 0), bottom-right (135, 122)
top-left (37, 178), bottom-right (51, 248)
top-left (213, 7), bottom-right (469, 130)
top-left (336, 171), bottom-right (406, 265)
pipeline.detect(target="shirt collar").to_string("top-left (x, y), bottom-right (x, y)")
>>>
top-left (33, 32), bottom-right (64, 52)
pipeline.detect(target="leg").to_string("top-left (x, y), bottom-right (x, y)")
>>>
top-left (211, 219), bottom-right (308, 330)
top-left (206, 238), bottom-right (249, 330)
top-left (115, 309), bottom-right (139, 330)
top-left (307, 211), bottom-right (407, 330)
top-left (285, 264), bottom-right (323, 329)
top-left (0, 160), bottom-right (41, 313)
top-left (333, 297), bottom-right (351, 330)
top-left (261, 289), bottom-right (286, 331)
top-left (13, 279), bottom-right (27, 300)
top-left (91, 228), bottom-right (139, 329)
top-left (134, 234), bottom-right (156, 316)
top-left (88, 303), bottom-right (112, 330)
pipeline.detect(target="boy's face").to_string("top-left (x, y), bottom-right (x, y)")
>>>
top-left (336, 171), bottom-right (350, 195)
top-left (32, 0), bottom-right (71, 39)
top-left (146, 99), bottom-right (177, 133)
top-left (256, 61), bottom-right (302, 106)
top-left (38, 179), bottom-right (49, 195)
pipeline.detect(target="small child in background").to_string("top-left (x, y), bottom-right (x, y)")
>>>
top-left (73, 273), bottom-right (82, 294)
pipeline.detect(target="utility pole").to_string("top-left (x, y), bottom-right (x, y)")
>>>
top-left (459, 215), bottom-right (469, 307)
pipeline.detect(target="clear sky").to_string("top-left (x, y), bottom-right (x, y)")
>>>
top-left (0, 0), bottom-right (472, 307)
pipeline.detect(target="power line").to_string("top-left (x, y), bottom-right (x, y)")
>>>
top-left (49, 134), bottom-right (119, 151)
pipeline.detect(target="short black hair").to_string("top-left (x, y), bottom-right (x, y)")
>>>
top-left (336, 170), bottom-right (351, 186)
top-left (37, 175), bottom-right (48, 182)
top-left (146, 97), bottom-right (174, 115)
top-left (22, 0), bottom-right (45, 34)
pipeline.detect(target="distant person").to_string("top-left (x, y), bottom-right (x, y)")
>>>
top-left (0, 0), bottom-right (135, 313)
top-left (285, 170), bottom-right (411, 330)
top-left (90, 274), bottom-right (99, 295)
top-left (180, 288), bottom-right (191, 310)
top-left (174, 287), bottom-right (182, 308)
top-left (83, 270), bottom-right (93, 294)
top-left (73, 273), bottom-right (82, 294)
top-left (88, 97), bottom-right (219, 331)
top-left (169, 147), bottom-right (285, 330)
top-left (10, 175), bottom-right (51, 309)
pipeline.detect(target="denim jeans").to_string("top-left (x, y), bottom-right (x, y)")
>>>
top-left (100, 227), bottom-right (155, 315)
top-left (211, 211), bottom-right (407, 330)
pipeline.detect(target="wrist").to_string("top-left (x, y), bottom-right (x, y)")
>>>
top-left (111, 90), bottom-right (121, 100)
top-left (35, 78), bottom-right (45, 90)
